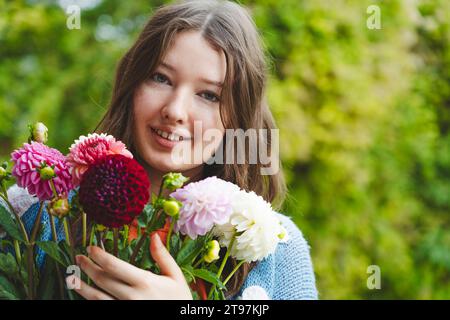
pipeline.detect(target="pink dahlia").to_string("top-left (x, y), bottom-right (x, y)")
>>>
top-left (11, 142), bottom-right (73, 201)
top-left (67, 133), bottom-right (133, 187)
top-left (170, 176), bottom-right (240, 239)
top-left (78, 154), bottom-right (150, 228)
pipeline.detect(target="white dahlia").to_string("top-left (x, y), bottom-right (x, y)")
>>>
top-left (213, 191), bottom-right (288, 262)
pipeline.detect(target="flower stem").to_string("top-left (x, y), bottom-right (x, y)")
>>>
top-left (113, 228), bottom-right (119, 257)
top-left (26, 243), bottom-right (34, 299)
top-left (13, 240), bottom-right (21, 264)
top-left (166, 218), bottom-right (176, 252)
top-left (63, 217), bottom-right (71, 247)
top-left (123, 225), bottom-right (129, 247)
top-left (26, 200), bottom-right (45, 300)
top-left (82, 212), bottom-right (87, 248)
top-left (49, 215), bottom-right (65, 300)
top-left (0, 181), bottom-right (7, 198)
top-left (49, 179), bottom-right (58, 198)
top-left (158, 183), bottom-right (164, 199)
top-left (223, 260), bottom-right (245, 286)
top-left (207, 234), bottom-right (236, 299)
top-left (130, 231), bottom-right (147, 265)
top-left (193, 257), bottom-right (204, 269)
top-left (89, 224), bottom-right (95, 247)
top-left (129, 208), bottom-right (162, 265)
top-left (30, 201), bottom-right (44, 244)
top-left (49, 215), bottom-right (58, 242)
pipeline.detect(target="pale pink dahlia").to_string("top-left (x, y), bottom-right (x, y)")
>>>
top-left (67, 133), bottom-right (133, 186)
top-left (11, 142), bottom-right (73, 201)
top-left (170, 176), bottom-right (240, 239)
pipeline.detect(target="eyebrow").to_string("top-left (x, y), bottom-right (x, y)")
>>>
top-left (160, 61), bottom-right (223, 88)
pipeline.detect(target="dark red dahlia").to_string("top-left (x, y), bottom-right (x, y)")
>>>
top-left (79, 154), bottom-right (150, 228)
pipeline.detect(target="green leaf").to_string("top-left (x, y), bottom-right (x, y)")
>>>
top-left (181, 266), bottom-right (195, 283)
top-left (169, 233), bottom-right (181, 257)
top-left (176, 236), bottom-right (209, 266)
top-left (0, 239), bottom-right (13, 251)
top-left (0, 203), bottom-right (24, 242)
top-left (137, 204), bottom-right (155, 228)
top-left (0, 275), bottom-right (20, 300)
top-left (36, 258), bottom-right (57, 300)
top-left (36, 241), bottom-right (67, 267)
top-left (192, 268), bottom-right (226, 290)
top-left (138, 237), bottom-right (154, 270)
top-left (0, 253), bottom-right (18, 276)
top-left (58, 241), bottom-right (74, 266)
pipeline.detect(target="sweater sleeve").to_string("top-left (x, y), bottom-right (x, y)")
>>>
top-left (272, 214), bottom-right (318, 299)
top-left (234, 213), bottom-right (318, 300)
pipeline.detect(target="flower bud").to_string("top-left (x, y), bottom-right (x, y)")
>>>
top-left (163, 199), bottom-right (180, 217)
top-left (38, 165), bottom-right (56, 180)
top-left (204, 240), bottom-right (220, 263)
top-left (28, 122), bottom-right (48, 144)
top-left (96, 224), bottom-right (107, 232)
top-left (47, 195), bottom-right (70, 219)
top-left (162, 173), bottom-right (189, 191)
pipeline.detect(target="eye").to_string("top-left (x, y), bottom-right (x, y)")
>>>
top-left (200, 91), bottom-right (220, 103)
top-left (151, 72), bottom-right (171, 85)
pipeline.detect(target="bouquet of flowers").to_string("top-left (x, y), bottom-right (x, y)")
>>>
top-left (0, 122), bottom-right (289, 300)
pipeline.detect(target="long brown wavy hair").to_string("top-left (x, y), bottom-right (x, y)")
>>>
top-left (95, 0), bottom-right (286, 298)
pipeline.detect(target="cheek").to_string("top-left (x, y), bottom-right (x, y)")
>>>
top-left (133, 87), bottom-right (165, 121)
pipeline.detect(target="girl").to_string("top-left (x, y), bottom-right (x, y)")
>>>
top-left (17, 0), bottom-right (318, 300)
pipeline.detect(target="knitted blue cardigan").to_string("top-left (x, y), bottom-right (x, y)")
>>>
top-left (2, 190), bottom-right (318, 300)
top-left (233, 213), bottom-right (318, 300)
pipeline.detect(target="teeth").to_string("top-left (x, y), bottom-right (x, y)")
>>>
top-left (155, 129), bottom-right (184, 141)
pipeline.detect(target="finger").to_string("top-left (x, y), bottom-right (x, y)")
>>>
top-left (86, 246), bottom-right (151, 286)
top-left (66, 275), bottom-right (114, 300)
top-left (150, 233), bottom-right (184, 281)
top-left (76, 254), bottom-right (136, 300)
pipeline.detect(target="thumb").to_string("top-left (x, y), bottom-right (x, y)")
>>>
top-left (150, 233), bottom-right (184, 280)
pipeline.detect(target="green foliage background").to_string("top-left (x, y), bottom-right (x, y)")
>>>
top-left (0, 0), bottom-right (449, 299)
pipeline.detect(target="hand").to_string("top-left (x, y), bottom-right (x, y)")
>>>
top-left (66, 233), bottom-right (193, 300)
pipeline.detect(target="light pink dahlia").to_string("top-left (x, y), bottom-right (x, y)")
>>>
top-left (11, 142), bottom-right (73, 201)
top-left (67, 133), bottom-right (133, 187)
top-left (170, 176), bottom-right (240, 239)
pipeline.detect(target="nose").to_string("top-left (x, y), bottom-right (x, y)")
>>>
top-left (161, 88), bottom-right (190, 125)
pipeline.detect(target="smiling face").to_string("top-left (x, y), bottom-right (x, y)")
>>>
top-left (132, 30), bottom-right (226, 176)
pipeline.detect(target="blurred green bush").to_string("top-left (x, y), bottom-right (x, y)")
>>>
top-left (0, 0), bottom-right (448, 299)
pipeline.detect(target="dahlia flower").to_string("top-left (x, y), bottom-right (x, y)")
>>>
top-left (11, 142), bottom-right (73, 201)
top-left (78, 154), bottom-right (150, 228)
top-left (67, 133), bottom-right (133, 187)
top-left (170, 176), bottom-right (240, 239)
top-left (213, 191), bottom-right (287, 262)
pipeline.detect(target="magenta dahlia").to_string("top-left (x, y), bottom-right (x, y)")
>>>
top-left (78, 154), bottom-right (150, 228)
top-left (67, 133), bottom-right (133, 187)
top-left (11, 142), bottom-right (73, 201)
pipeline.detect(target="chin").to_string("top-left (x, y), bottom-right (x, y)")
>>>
top-left (147, 156), bottom-right (197, 174)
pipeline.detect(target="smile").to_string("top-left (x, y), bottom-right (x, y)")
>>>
top-left (151, 128), bottom-right (191, 142)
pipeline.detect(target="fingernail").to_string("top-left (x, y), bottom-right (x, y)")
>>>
top-left (75, 255), bottom-right (81, 265)
top-left (86, 246), bottom-right (91, 255)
